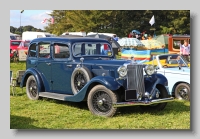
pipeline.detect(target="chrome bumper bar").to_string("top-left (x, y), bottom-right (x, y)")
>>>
top-left (113, 97), bottom-right (174, 108)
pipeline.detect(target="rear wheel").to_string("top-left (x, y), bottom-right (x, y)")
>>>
top-left (26, 75), bottom-right (39, 100)
top-left (87, 85), bottom-right (118, 117)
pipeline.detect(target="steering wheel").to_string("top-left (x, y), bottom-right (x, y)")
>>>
top-left (75, 52), bottom-right (82, 56)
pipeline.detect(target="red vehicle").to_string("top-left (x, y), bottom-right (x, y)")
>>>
top-left (10, 40), bottom-right (22, 59)
top-left (10, 40), bottom-right (22, 51)
top-left (17, 40), bottom-right (30, 54)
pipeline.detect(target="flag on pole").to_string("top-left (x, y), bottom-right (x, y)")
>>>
top-left (51, 16), bottom-right (54, 24)
top-left (20, 10), bottom-right (24, 13)
top-left (149, 15), bottom-right (155, 26)
top-left (41, 18), bottom-right (47, 24)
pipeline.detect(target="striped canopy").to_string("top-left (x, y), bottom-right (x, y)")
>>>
top-left (117, 38), bottom-right (144, 47)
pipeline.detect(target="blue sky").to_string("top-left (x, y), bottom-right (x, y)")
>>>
top-left (10, 10), bottom-right (53, 30)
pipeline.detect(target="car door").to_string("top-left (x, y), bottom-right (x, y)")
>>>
top-left (51, 42), bottom-right (74, 94)
top-left (36, 41), bottom-right (52, 91)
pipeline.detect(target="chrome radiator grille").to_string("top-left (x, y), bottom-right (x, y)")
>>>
top-left (127, 64), bottom-right (145, 94)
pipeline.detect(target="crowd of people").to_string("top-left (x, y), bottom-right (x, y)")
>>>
top-left (128, 32), bottom-right (154, 40)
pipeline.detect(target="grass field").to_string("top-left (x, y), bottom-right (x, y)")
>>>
top-left (10, 61), bottom-right (190, 129)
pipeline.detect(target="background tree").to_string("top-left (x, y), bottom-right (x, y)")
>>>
top-left (33, 10), bottom-right (190, 37)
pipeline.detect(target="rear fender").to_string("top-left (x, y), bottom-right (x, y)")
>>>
top-left (20, 68), bottom-right (44, 92)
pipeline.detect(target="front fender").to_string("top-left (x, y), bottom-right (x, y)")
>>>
top-left (153, 73), bottom-right (168, 86)
top-left (20, 68), bottom-right (43, 92)
top-left (64, 76), bottom-right (121, 102)
top-left (89, 76), bottom-right (121, 90)
top-left (145, 73), bottom-right (168, 87)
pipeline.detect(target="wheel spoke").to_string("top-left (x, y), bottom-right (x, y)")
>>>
top-left (74, 71), bottom-right (87, 92)
top-left (92, 91), bottom-right (112, 113)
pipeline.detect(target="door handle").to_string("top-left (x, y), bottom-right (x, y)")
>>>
top-left (46, 63), bottom-right (51, 66)
top-left (67, 64), bottom-right (72, 68)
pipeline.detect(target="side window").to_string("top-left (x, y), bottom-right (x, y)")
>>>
top-left (28, 43), bottom-right (37, 57)
top-left (54, 43), bottom-right (70, 59)
top-left (173, 39), bottom-right (184, 49)
top-left (38, 42), bottom-right (51, 58)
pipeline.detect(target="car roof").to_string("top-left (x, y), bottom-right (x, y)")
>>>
top-left (31, 37), bottom-right (110, 44)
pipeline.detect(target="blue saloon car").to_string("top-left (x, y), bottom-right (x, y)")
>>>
top-left (20, 37), bottom-right (174, 117)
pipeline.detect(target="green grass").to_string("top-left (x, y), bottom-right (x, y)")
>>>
top-left (10, 61), bottom-right (190, 129)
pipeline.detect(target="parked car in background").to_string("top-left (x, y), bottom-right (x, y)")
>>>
top-left (145, 54), bottom-right (190, 101)
top-left (20, 37), bottom-right (174, 117)
top-left (15, 40), bottom-right (30, 61)
top-left (17, 40), bottom-right (30, 53)
top-left (10, 40), bottom-right (22, 60)
top-left (10, 40), bottom-right (22, 51)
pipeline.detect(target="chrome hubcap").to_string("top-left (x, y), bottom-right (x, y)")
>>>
top-left (177, 86), bottom-right (189, 100)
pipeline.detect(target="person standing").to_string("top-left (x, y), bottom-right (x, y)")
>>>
top-left (180, 40), bottom-right (190, 62)
top-left (113, 35), bottom-right (118, 41)
top-left (128, 32), bottom-right (133, 38)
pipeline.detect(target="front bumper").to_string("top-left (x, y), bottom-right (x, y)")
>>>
top-left (113, 97), bottom-right (174, 108)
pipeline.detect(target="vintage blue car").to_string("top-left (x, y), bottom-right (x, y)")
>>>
top-left (20, 37), bottom-right (174, 117)
top-left (145, 54), bottom-right (190, 101)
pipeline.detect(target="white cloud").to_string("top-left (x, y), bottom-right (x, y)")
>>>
top-left (10, 10), bottom-right (53, 30)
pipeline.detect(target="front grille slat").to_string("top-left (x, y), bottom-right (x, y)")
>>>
top-left (127, 64), bottom-right (145, 95)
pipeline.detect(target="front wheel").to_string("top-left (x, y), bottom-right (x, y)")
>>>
top-left (26, 75), bottom-right (39, 100)
top-left (175, 83), bottom-right (190, 101)
top-left (140, 85), bottom-right (168, 111)
top-left (87, 85), bottom-right (118, 117)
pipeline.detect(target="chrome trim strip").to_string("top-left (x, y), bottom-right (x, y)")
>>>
top-left (113, 97), bottom-right (174, 108)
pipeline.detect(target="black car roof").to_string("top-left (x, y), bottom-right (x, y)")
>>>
top-left (31, 37), bottom-right (110, 44)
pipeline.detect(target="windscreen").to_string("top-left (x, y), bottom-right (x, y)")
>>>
top-left (72, 42), bottom-right (113, 57)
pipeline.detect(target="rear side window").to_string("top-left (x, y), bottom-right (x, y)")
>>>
top-left (28, 43), bottom-right (37, 57)
top-left (53, 43), bottom-right (70, 59)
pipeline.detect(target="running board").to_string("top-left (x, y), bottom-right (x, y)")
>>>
top-left (39, 92), bottom-right (73, 101)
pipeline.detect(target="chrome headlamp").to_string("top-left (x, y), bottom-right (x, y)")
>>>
top-left (144, 64), bottom-right (155, 75)
top-left (117, 66), bottom-right (127, 77)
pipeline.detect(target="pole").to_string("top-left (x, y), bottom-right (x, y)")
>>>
top-left (20, 13), bottom-right (21, 34)
top-left (154, 25), bottom-right (155, 37)
top-left (20, 10), bottom-right (24, 35)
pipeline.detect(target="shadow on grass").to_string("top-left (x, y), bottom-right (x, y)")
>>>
top-left (37, 97), bottom-right (190, 117)
top-left (41, 97), bottom-right (89, 110)
top-left (116, 100), bottom-right (190, 116)
top-left (11, 92), bottom-right (190, 117)
top-left (10, 115), bottom-right (47, 129)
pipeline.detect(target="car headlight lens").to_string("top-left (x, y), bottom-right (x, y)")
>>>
top-left (144, 64), bottom-right (155, 75)
top-left (117, 66), bottom-right (127, 77)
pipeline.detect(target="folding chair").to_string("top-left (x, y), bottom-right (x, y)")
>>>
top-left (10, 70), bottom-right (25, 96)
top-left (10, 70), bottom-right (17, 96)
top-left (15, 70), bottom-right (25, 94)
